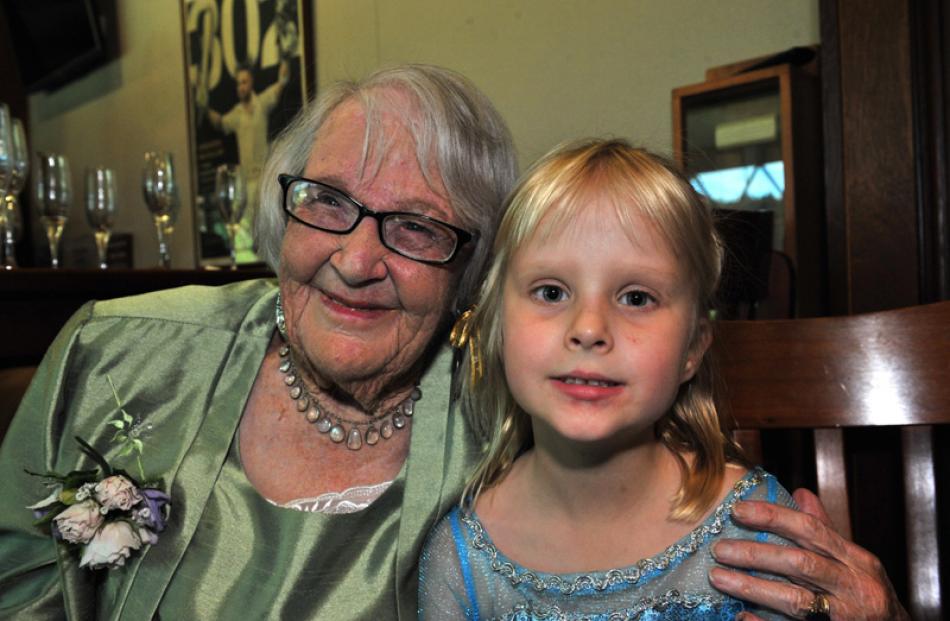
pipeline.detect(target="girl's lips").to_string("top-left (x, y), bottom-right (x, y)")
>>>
top-left (551, 375), bottom-right (624, 401)
top-left (557, 375), bottom-right (620, 387)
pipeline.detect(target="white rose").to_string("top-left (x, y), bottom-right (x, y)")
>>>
top-left (53, 500), bottom-right (104, 544)
top-left (94, 475), bottom-right (142, 513)
top-left (79, 521), bottom-right (143, 570)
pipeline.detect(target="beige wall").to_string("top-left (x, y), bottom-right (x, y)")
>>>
top-left (29, 5), bottom-right (193, 269)
top-left (317, 1), bottom-right (819, 163)
top-left (27, 1), bottom-right (818, 268)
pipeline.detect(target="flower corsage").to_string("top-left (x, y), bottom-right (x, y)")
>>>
top-left (26, 378), bottom-right (170, 570)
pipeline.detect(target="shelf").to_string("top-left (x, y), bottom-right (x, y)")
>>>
top-left (0, 268), bottom-right (272, 366)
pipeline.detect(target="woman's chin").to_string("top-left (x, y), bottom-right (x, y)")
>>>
top-left (295, 332), bottom-right (416, 393)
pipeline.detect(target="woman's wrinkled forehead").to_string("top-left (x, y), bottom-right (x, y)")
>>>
top-left (343, 88), bottom-right (444, 195)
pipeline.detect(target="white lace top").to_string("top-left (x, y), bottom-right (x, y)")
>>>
top-left (266, 480), bottom-right (394, 514)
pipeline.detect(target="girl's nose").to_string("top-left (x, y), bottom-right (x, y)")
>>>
top-left (329, 218), bottom-right (389, 285)
top-left (565, 300), bottom-right (613, 352)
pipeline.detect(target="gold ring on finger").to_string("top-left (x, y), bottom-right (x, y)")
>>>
top-left (803, 591), bottom-right (831, 621)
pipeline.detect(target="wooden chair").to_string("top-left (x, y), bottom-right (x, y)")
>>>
top-left (715, 301), bottom-right (950, 621)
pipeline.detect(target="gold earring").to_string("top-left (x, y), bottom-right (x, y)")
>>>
top-left (450, 308), bottom-right (483, 386)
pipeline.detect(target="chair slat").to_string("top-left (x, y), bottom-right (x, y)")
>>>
top-left (901, 426), bottom-right (942, 621)
top-left (733, 429), bottom-right (763, 464)
top-left (814, 428), bottom-right (852, 541)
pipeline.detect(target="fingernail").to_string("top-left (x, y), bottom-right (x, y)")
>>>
top-left (708, 567), bottom-right (736, 588)
top-left (710, 540), bottom-right (732, 560)
top-left (732, 501), bottom-right (751, 520)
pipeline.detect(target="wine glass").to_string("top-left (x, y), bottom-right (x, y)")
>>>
top-left (214, 164), bottom-right (247, 269)
top-left (35, 152), bottom-right (72, 269)
top-left (4, 118), bottom-right (30, 269)
top-left (0, 104), bottom-right (12, 267)
top-left (85, 167), bottom-right (116, 270)
top-left (142, 151), bottom-right (178, 268)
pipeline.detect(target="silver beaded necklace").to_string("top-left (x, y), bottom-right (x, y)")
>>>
top-left (275, 293), bottom-right (421, 450)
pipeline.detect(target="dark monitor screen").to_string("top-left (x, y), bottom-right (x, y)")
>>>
top-left (3, 0), bottom-right (114, 92)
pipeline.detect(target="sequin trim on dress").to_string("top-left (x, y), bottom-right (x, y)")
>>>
top-left (503, 589), bottom-right (738, 620)
top-left (268, 480), bottom-right (393, 514)
top-left (462, 469), bottom-right (766, 594)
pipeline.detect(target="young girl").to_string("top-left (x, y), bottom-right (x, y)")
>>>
top-left (418, 139), bottom-right (796, 620)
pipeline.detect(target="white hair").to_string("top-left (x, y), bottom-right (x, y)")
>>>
top-left (254, 64), bottom-right (518, 310)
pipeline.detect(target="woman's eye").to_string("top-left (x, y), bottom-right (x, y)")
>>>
top-left (315, 191), bottom-right (343, 208)
top-left (620, 290), bottom-right (654, 307)
top-left (532, 285), bottom-right (567, 303)
top-left (399, 220), bottom-right (436, 238)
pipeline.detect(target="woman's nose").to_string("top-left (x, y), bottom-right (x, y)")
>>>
top-left (565, 300), bottom-right (613, 352)
top-left (330, 218), bottom-right (389, 284)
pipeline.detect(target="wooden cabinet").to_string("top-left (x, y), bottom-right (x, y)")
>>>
top-left (0, 268), bottom-right (272, 367)
top-left (673, 63), bottom-right (825, 316)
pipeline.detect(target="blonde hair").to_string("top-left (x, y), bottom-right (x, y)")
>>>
top-left (458, 138), bottom-right (748, 521)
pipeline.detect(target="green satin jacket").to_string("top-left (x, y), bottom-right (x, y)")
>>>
top-left (0, 280), bottom-right (478, 620)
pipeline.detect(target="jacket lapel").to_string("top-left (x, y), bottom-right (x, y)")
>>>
top-left (112, 288), bottom-right (276, 620)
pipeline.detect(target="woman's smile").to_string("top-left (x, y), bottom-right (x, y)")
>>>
top-left (318, 287), bottom-right (395, 321)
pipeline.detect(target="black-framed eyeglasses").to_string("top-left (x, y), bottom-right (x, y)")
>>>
top-left (278, 174), bottom-right (475, 265)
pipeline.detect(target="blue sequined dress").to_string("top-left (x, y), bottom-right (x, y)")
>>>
top-left (418, 468), bottom-right (795, 620)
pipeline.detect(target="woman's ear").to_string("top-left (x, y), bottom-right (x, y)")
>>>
top-left (680, 317), bottom-right (712, 383)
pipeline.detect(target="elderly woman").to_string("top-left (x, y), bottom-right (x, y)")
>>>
top-left (1, 65), bottom-right (514, 619)
top-left (0, 65), bottom-right (904, 620)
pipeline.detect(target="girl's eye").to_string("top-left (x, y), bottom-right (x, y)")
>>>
top-left (532, 284), bottom-right (567, 303)
top-left (620, 290), bottom-right (654, 307)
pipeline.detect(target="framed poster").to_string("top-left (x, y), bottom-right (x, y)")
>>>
top-left (182, 0), bottom-right (311, 266)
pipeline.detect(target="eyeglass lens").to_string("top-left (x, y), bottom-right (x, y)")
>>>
top-left (286, 178), bottom-right (460, 262)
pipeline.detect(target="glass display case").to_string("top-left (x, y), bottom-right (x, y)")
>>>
top-left (673, 63), bottom-right (824, 316)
